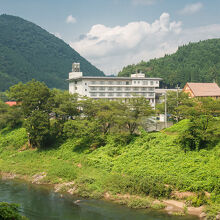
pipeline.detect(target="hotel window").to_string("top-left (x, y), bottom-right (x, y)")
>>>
top-left (99, 87), bottom-right (105, 91)
top-left (85, 83), bottom-right (87, 85)
top-left (141, 87), bottom-right (147, 91)
top-left (125, 93), bottom-right (130, 97)
top-left (91, 81), bottom-right (96, 85)
top-left (149, 87), bottom-right (154, 91)
top-left (133, 87), bottom-right (139, 91)
top-left (100, 81), bottom-right (105, 85)
top-left (108, 93), bottom-right (112, 97)
top-left (108, 87), bottom-right (114, 91)
top-left (125, 87), bottom-right (130, 91)
top-left (75, 81), bottom-right (77, 84)
top-left (156, 81), bottom-right (159, 84)
top-left (91, 93), bottom-right (97, 97)
top-left (116, 87), bottom-right (122, 91)
top-left (143, 80), bottom-right (148, 85)
top-left (108, 81), bottom-right (113, 85)
top-left (116, 81), bottom-right (122, 85)
top-left (90, 87), bottom-right (97, 91)
top-left (117, 93), bottom-right (122, 97)
top-left (99, 93), bottom-right (105, 97)
top-left (150, 81), bottom-right (154, 85)
top-left (149, 93), bottom-right (154, 97)
top-left (75, 87), bottom-right (77, 90)
top-left (126, 81), bottom-right (130, 85)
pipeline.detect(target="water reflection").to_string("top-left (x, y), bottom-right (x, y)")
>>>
top-left (0, 179), bottom-right (198, 220)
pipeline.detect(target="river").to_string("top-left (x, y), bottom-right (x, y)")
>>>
top-left (0, 179), bottom-right (199, 220)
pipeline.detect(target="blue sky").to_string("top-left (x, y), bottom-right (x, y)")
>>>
top-left (1, 0), bottom-right (220, 74)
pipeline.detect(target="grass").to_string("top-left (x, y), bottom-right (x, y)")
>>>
top-left (0, 120), bottom-right (219, 218)
top-left (164, 119), bottom-right (190, 133)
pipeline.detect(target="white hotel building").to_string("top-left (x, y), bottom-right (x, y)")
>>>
top-left (68, 63), bottom-right (162, 107)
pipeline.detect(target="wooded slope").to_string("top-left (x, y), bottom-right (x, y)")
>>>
top-left (0, 14), bottom-right (104, 91)
top-left (118, 39), bottom-right (220, 88)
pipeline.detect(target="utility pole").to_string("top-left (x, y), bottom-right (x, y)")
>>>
top-left (176, 84), bottom-right (180, 122)
top-left (164, 91), bottom-right (167, 128)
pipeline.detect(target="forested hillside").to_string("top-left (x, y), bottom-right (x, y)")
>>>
top-left (0, 14), bottom-right (104, 91)
top-left (118, 39), bottom-right (220, 88)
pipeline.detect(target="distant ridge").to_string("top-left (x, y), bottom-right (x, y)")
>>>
top-left (0, 14), bottom-right (105, 91)
top-left (118, 39), bottom-right (220, 88)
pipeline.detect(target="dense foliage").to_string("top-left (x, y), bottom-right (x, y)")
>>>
top-left (0, 122), bottom-right (219, 218)
top-left (0, 14), bottom-right (104, 92)
top-left (118, 39), bottom-right (220, 88)
top-left (0, 202), bottom-right (28, 220)
top-left (5, 80), bottom-right (153, 148)
top-left (0, 101), bottom-right (23, 129)
top-left (1, 81), bottom-right (220, 218)
top-left (156, 91), bottom-right (220, 150)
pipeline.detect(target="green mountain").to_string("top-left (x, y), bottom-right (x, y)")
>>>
top-left (0, 14), bottom-right (104, 91)
top-left (118, 39), bottom-right (220, 88)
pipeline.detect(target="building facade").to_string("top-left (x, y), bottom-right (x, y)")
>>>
top-left (68, 63), bottom-right (162, 107)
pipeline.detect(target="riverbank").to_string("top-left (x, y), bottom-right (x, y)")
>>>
top-left (0, 122), bottom-right (219, 219)
top-left (0, 172), bottom-right (204, 218)
top-left (0, 178), bottom-right (200, 220)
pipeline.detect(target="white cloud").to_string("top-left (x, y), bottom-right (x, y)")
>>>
top-left (70, 13), bottom-right (181, 74)
top-left (179, 2), bottom-right (203, 15)
top-left (132, 0), bottom-right (157, 5)
top-left (66, 15), bottom-right (76, 24)
top-left (70, 13), bottom-right (220, 74)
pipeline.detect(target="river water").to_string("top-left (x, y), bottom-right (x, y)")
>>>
top-left (0, 179), bottom-right (199, 220)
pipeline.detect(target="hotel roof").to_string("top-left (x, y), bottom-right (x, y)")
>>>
top-left (68, 76), bottom-right (162, 81)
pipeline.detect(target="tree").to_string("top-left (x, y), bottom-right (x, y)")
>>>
top-left (79, 97), bottom-right (100, 120)
top-left (0, 101), bottom-right (10, 129)
top-left (51, 89), bottom-right (79, 121)
top-left (7, 80), bottom-right (52, 148)
top-left (179, 98), bottom-right (220, 151)
top-left (94, 99), bottom-right (125, 135)
top-left (156, 91), bottom-right (195, 122)
top-left (124, 97), bottom-right (154, 134)
top-left (63, 119), bottom-right (104, 149)
top-left (24, 111), bottom-right (50, 148)
top-left (79, 98), bottom-right (126, 135)
top-left (8, 80), bottom-right (52, 116)
top-left (49, 89), bottom-right (80, 138)
top-left (0, 92), bottom-right (8, 102)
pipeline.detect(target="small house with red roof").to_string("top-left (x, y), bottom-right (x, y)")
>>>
top-left (183, 83), bottom-right (220, 99)
top-left (5, 101), bottom-right (17, 106)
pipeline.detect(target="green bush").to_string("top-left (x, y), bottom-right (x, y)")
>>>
top-left (107, 133), bottom-right (135, 147)
top-left (127, 197), bottom-right (151, 209)
top-left (0, 202), bottom-right (28, 220)
top-left (0, 128), bottom-right (27, 149)
top-left (63, 119), bottom-right (105, 150)
top-left (186, 192), bottom-right (208, 207)
top-left (104, 174), bottom-right (171, 198)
